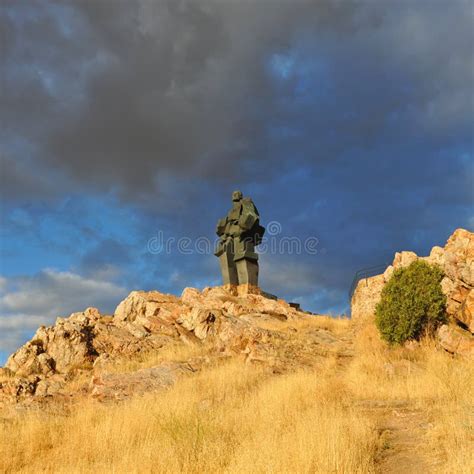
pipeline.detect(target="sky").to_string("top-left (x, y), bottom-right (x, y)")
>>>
top-left (0, 0), bottom-right (473, 363)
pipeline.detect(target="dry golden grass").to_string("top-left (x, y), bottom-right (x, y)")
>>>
top-left (291, 315), bottom-right (351, 335)
top-left (254, 314), bottom-right (351, 336)
top-left (105, 342), bottom-right (211, 374)
top-left (0, 359), bottom-right (378, 474)
top-left (0, 317), bottom-right (472, 473)
top-left (349, 322), bottom-right (474, 473)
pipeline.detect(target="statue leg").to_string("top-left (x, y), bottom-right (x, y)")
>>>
top-left (217, 242), bottom-right (238, 285)
top-left (232, 236), bottom-right (259, 286)
top-left (235, 258), bottom-right (259, 286)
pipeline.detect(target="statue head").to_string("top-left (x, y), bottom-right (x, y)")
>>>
top-left (232, 190), bottom-right (243, 202)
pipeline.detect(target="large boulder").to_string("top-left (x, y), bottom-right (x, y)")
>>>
top-left (114, 290), bottom-right (179, 326)
top-left (6, 307), bottom-right (102, 376)
top-left (114, 290), bottom-right (180, 338)
top-left (350, 274), bottom-right (386, 324)
top-left (442, 228), bottom-right (474, 286)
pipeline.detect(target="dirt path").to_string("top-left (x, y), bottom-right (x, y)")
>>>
top-left (331, 327), bottom-right (441, 474)
top-left (374, 404), bottom-right (438, 473)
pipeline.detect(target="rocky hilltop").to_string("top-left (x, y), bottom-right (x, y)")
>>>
top-left (0, 286), bottom-right (351, 408)
top-left (2, 228), bottom-right (472, 411)
top-left (1, 229), bottom-right (472, 473)
top-left (352, 228), bottom-right (474, 356)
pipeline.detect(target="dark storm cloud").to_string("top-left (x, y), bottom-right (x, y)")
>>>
top-left (1, 0), bottom-right (472, 202)
top-left (0, 0), bottom-right (473, 319)
top-left (0, 0), bottom-right (369, 199)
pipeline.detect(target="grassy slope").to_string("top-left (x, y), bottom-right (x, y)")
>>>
top-left (0, 317), bottom-right (472, 473)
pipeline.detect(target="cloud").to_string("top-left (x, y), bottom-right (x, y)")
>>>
top-left (259, 253), bottom-right (350, 314)
top-left (0, 269), bottom-right (128, 355)
top-left (78, 238), bottom-right (132, 279)
top-left (0, 0), bottom-right (472, 328)
top-left (2, 1), bottom-right (472, 205)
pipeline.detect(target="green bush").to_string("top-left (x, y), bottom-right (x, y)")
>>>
top-left (375, 260), bottom-right (447, 344)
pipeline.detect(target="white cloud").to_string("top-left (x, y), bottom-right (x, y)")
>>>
top-left (0, 269), bottom-right (128, 356)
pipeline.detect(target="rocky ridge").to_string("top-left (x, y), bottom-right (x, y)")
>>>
top-left (3, 228), bottom-right (471, 410)
top-left (0, 285), bottom-right (350, 408)
top-left (351, 228), bottom-right (474, 356)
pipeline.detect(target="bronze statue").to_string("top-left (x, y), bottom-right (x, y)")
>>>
top-left (215, 190), bottom-right (265, 286)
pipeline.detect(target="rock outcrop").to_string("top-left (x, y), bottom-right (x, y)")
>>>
top-left (351, 228), bottom-right (474, 356)
top-left (1, 285), bottom-right (332, 406)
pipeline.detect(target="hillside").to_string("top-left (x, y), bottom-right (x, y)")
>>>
top-left (0, 230), bottom-right (473, 473)
top-left (1, 285), bottom-right (352, 405)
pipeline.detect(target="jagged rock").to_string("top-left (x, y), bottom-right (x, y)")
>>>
top-left (177, 307), bottom-right (222, 340)
top-left (4, 342), bottom-right (55, 377)
top-left (428, 245), bottom-right (445, 266)
top-left (93, 319), bottom-right (174, 356)
top-left (351, 228), bottom-right (474, 356)
top-left (177, 288), bottom-right (269, 355)
top-left (0, 376), bottom-right (40, 399)
top-left (442, 228), bottom-right (474, 286)
top-left (383, 265), bottom-right (394, 281)
top-left (6, 307), bottom-right (102, 376)
top-left (174, 285), bottom-right (305, 356)
top-left (114, 290), bottom-right (179, 326)
top-left (181, 285), bottom-right (301, 321)
top-left (393, 251), bottom-right (418, 269)
top-left (1, 283), bottom-right (319, 406)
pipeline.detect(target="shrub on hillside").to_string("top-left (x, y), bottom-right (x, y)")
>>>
top-left (375, 260), bottom-right (447, 344)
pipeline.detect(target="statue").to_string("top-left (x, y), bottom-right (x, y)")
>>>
top-left (215, 190), bottom-right (265, 286)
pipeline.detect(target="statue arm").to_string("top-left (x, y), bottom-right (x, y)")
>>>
top-left (216, 217), bottom-right (227, 236)
top-left (239, 199), bottom-right (258, 231)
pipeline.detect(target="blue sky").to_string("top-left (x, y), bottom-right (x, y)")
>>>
top-left (1, 0), bottom-right (473, 363)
